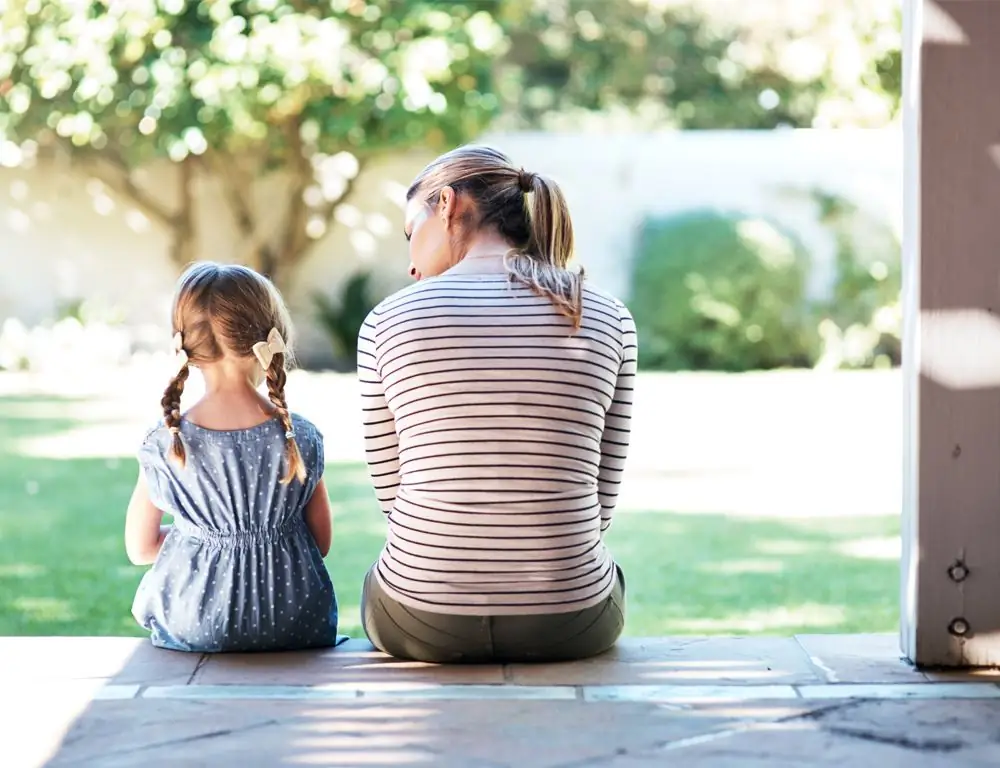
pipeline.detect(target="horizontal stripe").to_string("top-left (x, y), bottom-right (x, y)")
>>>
top-left (358, 274), bottom-right (637, 616)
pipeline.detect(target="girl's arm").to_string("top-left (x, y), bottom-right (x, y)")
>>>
top-left (124, 470), bottom-right (171, 565)
top-left (304, 478), bottom-right (333, 557)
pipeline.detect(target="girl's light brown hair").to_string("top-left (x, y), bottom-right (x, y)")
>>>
top-left (407, 145), bottom-right (584, 327)
top-left (163, 262), bottom-right (306, 484)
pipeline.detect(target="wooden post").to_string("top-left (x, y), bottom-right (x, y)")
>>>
top-left (902, 0), bottom-right (1000, 668)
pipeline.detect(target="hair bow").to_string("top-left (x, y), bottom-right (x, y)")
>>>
top-left (172, 332), bottom-right (189, 374)
top-left (252, 328), bottom-right (286, 370)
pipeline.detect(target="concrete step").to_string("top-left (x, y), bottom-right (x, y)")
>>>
top-left (5, 634), bottom-right (1000, 767)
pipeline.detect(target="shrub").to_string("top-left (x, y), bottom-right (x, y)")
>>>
top-left (629, 210), bottom-right (821, 371)
top-left (313, 271), bottom-right (378, 370)
top-left (811, 191), bottom-right (901, 370)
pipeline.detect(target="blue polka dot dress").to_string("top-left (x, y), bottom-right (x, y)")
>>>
top-left (131, 414), bottom-right (343, 653)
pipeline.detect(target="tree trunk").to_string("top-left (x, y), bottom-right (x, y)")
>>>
top-left (168, 156), bottom-right (197, 268)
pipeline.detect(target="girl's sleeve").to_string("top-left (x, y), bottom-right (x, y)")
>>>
top-left (303, 421), bottom-right (325, 501)
top-left (137, 425), bottom-right (172, 513)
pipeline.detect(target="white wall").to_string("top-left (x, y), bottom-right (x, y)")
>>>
top-left (0, 129), bottom-right (900, 365)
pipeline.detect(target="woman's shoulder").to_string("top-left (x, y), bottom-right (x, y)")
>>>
top-left (368, 279), bottom-right (443, 316)
top-left (583, 285), bottom-right (633, 322)
top-left (368, 275), bottom-right (499, 320)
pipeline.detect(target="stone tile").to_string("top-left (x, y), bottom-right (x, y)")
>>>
top-left (653, 722), bottom-right (958, 767)
top-left (798, 682), bottom-right (1000, 700)
top-left (144, 682), bottom-right (575, 701)
top-left (6, 683), bottom-right (114, 768)
top-left (5, 679), bottom-right (140, 700)
top-left (144, 683), bottom-right (359, 700)
top-left (923, 668), bottom-right (1000, 683)
top-left (616, 698), bottom-right (1000, 765)
top-left (799, 698), bottom-right (1000, 762)
top-left (795, 633), bottom-right (925, 683)
top-left (507, 637), bottom-right (821, 685)
top-left (583, 684), bottom-right (799, 703)
top-left (42, 698), bottom-right (741, 768)
top-left (358, 684), bottom-right (576, 701)
top-left (0, 637), bottom-right (201, 685)
top-left (193, 638), bottom-right (505, 685)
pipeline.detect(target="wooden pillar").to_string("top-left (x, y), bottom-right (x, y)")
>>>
top-left (902, 0), bottom-right (1000, 668)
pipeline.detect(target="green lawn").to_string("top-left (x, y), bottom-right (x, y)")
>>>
top-left (0, 394), bottom-right (899, 638)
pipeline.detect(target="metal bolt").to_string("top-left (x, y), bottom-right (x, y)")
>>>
top-left (948, 561), bottom-right (970, 583)
top-left (948, 618), bottom-right (970, 637)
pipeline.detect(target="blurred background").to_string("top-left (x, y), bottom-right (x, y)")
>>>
top-left (0, 0), bottom-right (902, 639)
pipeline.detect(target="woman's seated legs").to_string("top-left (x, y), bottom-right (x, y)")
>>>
top-left (361, 567), bottom-right (494, 663)
top-left (361, 565), bottom-right (626, 664)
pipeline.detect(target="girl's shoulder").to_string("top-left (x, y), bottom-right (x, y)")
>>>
top-left (140, 420), bottom-right (168, 447)
top-left (289, 413), bottom-right (323, 444)
top-left (137, 421), bottom-right (171, 471)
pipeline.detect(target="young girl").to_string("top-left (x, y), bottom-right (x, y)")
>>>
top-left (125, 262), bottom-right (340, 652)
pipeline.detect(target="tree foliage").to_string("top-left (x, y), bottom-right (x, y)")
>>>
top-left (0, 0), bottom-right (902, 288)
top-left (493, 0), bottom-right (901, 131)
top-left (1, 0), bottom-right (502, 283)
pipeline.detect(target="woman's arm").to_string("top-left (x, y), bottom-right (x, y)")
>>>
top-left (358, 309), bottom-right (401, 514)
top-left (124, 471), bottom-right (171, 565)
top-left (597, 304), bottom-right (638, 536)
top-left (304, 478), bottom-right (333, 556)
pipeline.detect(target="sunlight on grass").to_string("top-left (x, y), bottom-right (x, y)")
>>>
top-left (0, 563), bottom-right (45, 578)
top-left (12, 597), bottom-right (75, 623)
top-left (707, 559), bottom-right (785, 575)
top-left (16, 426), bottom-right (141, 459)
top-left (837, 536), bottom-right (901, 560)
top-left (672, 604), bottom-right (847, 633)
top-left (755, 539), bottom-right (817, 555)
top-left (0, 392), bottom-right (901, 639)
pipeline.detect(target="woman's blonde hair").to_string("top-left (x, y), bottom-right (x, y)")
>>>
top-left (163, 262), bottom-right (306, 484)
top-left (407, 145), bottom-right (584, 327)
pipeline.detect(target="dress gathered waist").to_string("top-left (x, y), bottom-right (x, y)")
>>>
top-left (174, 515), bottom-right (306, 547)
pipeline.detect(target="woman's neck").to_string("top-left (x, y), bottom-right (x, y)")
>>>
top-left (446, 235), bottom-right (512, 275)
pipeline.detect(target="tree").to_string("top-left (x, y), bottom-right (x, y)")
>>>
top-left (0, 0), bottom-right (502, 287)
top-left (0, 0), bottom-right (901, 290)
top-left (491, 0), bottom-right (901, 131)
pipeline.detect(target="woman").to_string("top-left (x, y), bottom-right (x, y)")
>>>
top-left (357, 145), bottom-right (637, 663)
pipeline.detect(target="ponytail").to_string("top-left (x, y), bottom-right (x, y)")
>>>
top-left (505, 172), bottom-right (585, 329)
top-left (406, 145), bottom-right (585, 326)
top-left (265, 353), bottom-right (307, 485)
top-left (161, 364), bottom-right (190, 467)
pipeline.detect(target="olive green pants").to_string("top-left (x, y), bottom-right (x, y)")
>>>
top-left (361, 565), bottom-right (626, 664)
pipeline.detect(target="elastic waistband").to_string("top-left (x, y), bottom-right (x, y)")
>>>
top-left (177, 516), bottom-right (305, 547)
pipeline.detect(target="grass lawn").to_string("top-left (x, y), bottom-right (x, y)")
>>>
top-left (0, 394), bottom-right (899, 639)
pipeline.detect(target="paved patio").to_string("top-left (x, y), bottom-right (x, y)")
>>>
top-left (5, 634), bottom-right (1000, 767)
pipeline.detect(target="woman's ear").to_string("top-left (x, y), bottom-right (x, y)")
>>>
top-left (437, 186), bottom-right (456, 227)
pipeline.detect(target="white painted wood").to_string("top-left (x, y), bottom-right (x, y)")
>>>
top-left (901, 0), bottom-right (1000, 667)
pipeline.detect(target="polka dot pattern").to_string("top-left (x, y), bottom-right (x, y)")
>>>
top-left (131, 414), bottom-right (343, 653)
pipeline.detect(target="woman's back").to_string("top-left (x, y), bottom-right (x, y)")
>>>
top-left (360, 272), bottom-right (637, 615)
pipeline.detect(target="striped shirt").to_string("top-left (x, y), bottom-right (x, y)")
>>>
top-left (357, 265), bottom-right (637, 615)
